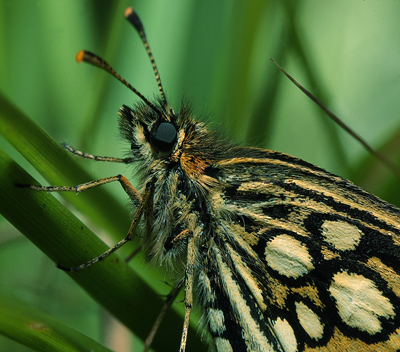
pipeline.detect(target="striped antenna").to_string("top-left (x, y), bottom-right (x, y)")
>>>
top-left (124, 7), bottom-right (168, 108)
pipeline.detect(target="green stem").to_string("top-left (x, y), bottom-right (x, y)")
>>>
top-left (0, 294), bottom-right (113, 352)
top-left (0, 100), bottom-right (204, 351)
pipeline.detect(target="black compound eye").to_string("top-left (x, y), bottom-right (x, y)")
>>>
top-left (150, 121), bottom-right (177, 153)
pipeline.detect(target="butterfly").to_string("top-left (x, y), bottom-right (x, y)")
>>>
top-left (23, 6), bottom-right (400, 352)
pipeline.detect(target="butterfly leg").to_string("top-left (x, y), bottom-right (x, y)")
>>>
top-left (179, 228), bottom-right (197, 352)
top-left (20, 174), bottom-right (142, 202)
top-left (62, 143), bottom-right (134, 163)
top-left (21, 175), bottom-right (154, 271)
top-left (143, 282), bottom-right (183, 352)
top-left (63, 177), bottom-right (154, 272)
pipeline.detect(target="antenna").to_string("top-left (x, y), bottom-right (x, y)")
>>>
top-left (124, 7), bottom-right (168, 108)
top-left (76, 50), bottom-right (163, 117)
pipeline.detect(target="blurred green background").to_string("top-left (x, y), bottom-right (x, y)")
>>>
top-left (1, 1), bottom-right (400, 351)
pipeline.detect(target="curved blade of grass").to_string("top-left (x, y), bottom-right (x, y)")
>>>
top-left (0, 91), bottom-right (167, 291)
top-left (0, 91), bottom-right (130, 239)
top-left (0, 148), bottom-right (203, 351)
top-left (0, 294), bottom-right (113, 352)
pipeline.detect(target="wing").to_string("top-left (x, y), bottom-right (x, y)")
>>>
top-left (201, 148), bottom-right (400, 351)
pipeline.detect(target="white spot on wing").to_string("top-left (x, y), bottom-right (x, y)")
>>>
top-left (321, 220), bottom-right (362, 251)
top-left (265, 235), bottom-right (314, 278)
top-left (295, 301), bottom-right (324, 340)
top-left (329, 271), bottom-right (395, 334)
top-left (273, 318), bottom-right (297, 352)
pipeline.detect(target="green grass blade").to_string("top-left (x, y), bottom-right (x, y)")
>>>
top-left (0, 147), bottom-right (203, 351)
top-left (0, 91), bottom-right (130, 239)
top-left (0, 294), bottom-right (113, 352)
